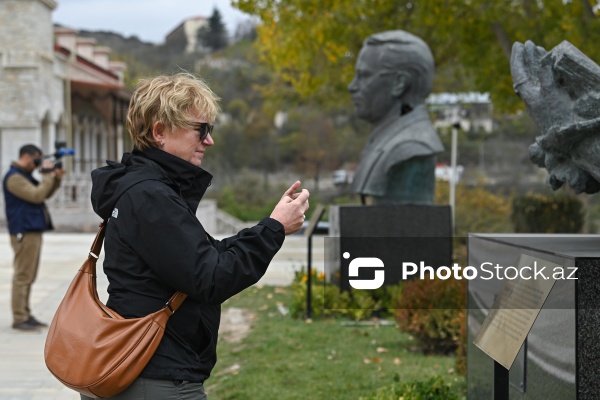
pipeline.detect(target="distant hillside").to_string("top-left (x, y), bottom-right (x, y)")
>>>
top-left (62, 27), bottom-right (202, 87)
top-left (77, 29), bottom-right (159, 56)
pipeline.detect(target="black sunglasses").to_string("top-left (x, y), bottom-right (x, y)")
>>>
top-left (189, 122), bottom-right (214, 141)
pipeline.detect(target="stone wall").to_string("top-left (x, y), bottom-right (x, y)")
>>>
top-left (0, 0), bottom-right (65, 175)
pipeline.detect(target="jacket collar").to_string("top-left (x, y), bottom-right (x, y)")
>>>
top-left (131, 146), bottom-right (212, 193)
top-left (10, 162), bottom-right (32, 176)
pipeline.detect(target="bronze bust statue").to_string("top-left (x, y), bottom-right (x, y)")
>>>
top-left (348, 30), bottom-right (444, 205)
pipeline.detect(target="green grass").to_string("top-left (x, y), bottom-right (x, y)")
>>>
top-left (206, 285), bottom-right (466, 400)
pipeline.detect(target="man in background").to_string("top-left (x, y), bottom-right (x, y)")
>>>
top-left (3, 144), bottom-right (63, 331)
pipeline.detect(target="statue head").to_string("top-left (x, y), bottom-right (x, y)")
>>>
top-left (348, 30), bottom-right (435, 124)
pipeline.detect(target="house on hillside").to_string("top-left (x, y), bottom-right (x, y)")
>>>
top-left (165, 16), bottom-right (208, 54)
top-left (0, 0), bottom-right (130, 222)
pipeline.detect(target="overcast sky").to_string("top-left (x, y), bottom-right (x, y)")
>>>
top-left (53, 0), bottom-right (253, 44)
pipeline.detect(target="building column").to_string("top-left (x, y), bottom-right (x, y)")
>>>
top-left (72, 116), bottom-right (82, 175)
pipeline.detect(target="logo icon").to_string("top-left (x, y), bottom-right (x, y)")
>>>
top-left (344, 252), bottom-right (385, 290)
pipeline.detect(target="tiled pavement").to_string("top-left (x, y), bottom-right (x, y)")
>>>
top-left (0, 231), bottom-right (324, 399)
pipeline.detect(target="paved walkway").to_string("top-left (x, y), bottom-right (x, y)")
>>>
top-left (0, 231), bottom-right (324, 400)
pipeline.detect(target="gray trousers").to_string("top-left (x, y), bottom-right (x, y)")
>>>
top-left (80, 377), bottom-right (207, 400)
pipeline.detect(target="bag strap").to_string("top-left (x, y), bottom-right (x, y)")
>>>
top-left (164, 291), bottom-right (187, 314)
top-left (89, 221), bottom-right (106, 259)
top-left (89, 221), bottom-right (187, 314)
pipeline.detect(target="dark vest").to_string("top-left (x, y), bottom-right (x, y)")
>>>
top-left (3, 165), bottom-right (53, 235)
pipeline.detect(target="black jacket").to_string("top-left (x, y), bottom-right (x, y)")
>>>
top-left (90, 146), bottom-right (285, 383)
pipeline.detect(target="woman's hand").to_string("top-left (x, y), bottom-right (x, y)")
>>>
top-left (270, 181), bottom-right (310, 235)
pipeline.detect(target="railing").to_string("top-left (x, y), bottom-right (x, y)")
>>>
top-left (45, 174), bottom-right (93, 209)
top-left (195, 200), bottom-right (251, 236)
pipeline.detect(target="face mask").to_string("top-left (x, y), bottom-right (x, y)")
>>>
top-left (33, 157), bottom-right (42, 168)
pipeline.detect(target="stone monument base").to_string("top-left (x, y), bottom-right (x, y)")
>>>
top-left (327, 204), bottom-right (452, 290)
top-left (468, 234), bottom-right (600, 399)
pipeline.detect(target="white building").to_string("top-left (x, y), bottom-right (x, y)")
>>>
top-left (427, 92), bottom-right (494, 134)
top-left (0, 0), bottom-right (130, 229)
top-left (0, 1), bottom-right (248, 233)
top-left (165, 17), bottom-right (208, 54)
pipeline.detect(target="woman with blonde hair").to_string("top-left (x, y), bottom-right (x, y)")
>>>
top-left (86, 72), bottom-right (309, 399)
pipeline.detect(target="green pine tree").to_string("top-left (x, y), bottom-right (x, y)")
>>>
top-left (200, 8), bottom-right (228, 52)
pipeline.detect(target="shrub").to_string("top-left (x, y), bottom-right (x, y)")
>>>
top-left (289, 269), bottom-right (401, 321)
top-left (512, 192), bottom-right (584, 233)
top-left (288, 269), bottom-right (339, 319)
top-left (435, 181), bottom-right (513, 238)
top-left (358, 375), bottom-right (461, 400)
top-left (216, 176), bottom-right (283, 221)
top-left (395, 278), bottom-right (466, 356)
top-left (454, 310), bottom-right (467, 375)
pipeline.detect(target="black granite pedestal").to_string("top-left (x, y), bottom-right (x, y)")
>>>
top-left (467, 234), bottom-right (600, 399)
top-left (327, 205), bottom-right (452, 290)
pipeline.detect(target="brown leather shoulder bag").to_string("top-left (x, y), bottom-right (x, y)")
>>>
top-left (44, 222), bottom-right (187, 398)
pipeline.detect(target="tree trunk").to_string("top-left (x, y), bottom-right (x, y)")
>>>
top-left (579, 0), bottom-right (596, 22)
top-left (490, 22), bottom-right (512, 60)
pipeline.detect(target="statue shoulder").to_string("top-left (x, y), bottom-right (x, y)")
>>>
top-left (379, 119), bottom-right (443, 169)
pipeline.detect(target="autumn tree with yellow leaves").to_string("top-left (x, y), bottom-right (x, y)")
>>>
top-left (233, 0), bottom-right (600, 111)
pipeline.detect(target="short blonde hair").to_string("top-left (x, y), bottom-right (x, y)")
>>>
top-left (126, 72), bottom-right (221, 150)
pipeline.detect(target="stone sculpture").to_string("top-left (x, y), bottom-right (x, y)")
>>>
top-left (511, 40), bottom-right (600, 194)
top-left (348, 30), bottom-right (444, 205)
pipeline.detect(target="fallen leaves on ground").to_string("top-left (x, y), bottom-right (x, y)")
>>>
top-left (363, 356), bottom-right (383, 364)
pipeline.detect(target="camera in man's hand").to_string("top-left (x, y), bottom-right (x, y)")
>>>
top-left (41, 141), bottom-right (75, 173)
top-left (40, 160), bottom-right (60, 174)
